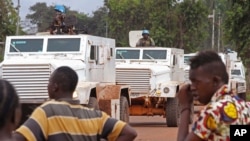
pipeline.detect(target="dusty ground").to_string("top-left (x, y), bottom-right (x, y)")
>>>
top-left (130, 106), bottom-right (203, 141)
top-left (130, 116), bottom-right (178, 141)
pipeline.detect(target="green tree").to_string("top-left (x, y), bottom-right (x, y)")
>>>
top-left (223, 0), bottom-right (250, 91)
top-left (26, 2), bottom-right (106, 35)
top-left (175, 0), bottom-right (209, 52)
top-left (26, 3), bottom-right (54, 32)
top-left (0, 0), bottom-right (18, 39)
top-left (106, 0), bottom-right (209, 51)
top-left (224, 0), bottom-right (250, 65)
top-left (107, 0), bottom-right (148, 46)
top-left (0, 0), bottom-right (19, 61)
top-left (87, 7), bottom-right (108, 37)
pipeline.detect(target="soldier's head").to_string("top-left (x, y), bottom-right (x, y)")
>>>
top-left (54, 4), bottom-right (65, 14)
top-left (54, 5), bottom-right (66, 23)
top-left (142, 30), bottom-right (150, 39)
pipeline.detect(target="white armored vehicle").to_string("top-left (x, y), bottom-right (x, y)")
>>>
top-left (220, 50), bottom-right (247, 100)
top-left (184, 50), bottom-right (247, 100)
top-left (0, 34), bottom-right (131, 123)
top-left (115, 31), bottom-right (189, 127)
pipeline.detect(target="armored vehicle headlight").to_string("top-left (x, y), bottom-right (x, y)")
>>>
top-left (73, 91), bottom-right (79, 98)
top-left (156, 90), bottom-right (161, 96)
top-left (163, 87), bottom-right (170, 93)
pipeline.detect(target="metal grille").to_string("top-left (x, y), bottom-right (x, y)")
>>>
top-left (116, 68), bottom-right (151, 94)
top-left (2, 64), bottom-right (51, 101)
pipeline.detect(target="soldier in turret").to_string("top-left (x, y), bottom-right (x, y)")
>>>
top-left (136, 29), bottom-right (155, 47)
top-left (50, 5), bottom-right (75, 35)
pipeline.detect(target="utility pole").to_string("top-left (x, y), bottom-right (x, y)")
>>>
top-left (208, 9), bottom-right (215, 51)
top-left (218, 12), bottom-right (221, 52)
top-left (105, 10), bottom-right (108, 37)
top-left (105, 0), bottom-right (109, 37)
top-left (16, 0), bottom-right (20, 35)
top-left (212, 9), bottom-right (215, 51)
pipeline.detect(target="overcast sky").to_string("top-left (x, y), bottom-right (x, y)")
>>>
top-left (12, 0), bottom-right (104, 20)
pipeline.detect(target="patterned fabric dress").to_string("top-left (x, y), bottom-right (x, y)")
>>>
top-left (192, 85), bottom-right (250, 141)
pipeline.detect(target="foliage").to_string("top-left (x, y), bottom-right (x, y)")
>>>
top-left (0, 0), bottom-right (18, 40)
top-left (9, 1), bottom-right (210, 52)
top-left (106, 0), bottom-right (209, 51)
top-left (26, 2), bottom-right (107, 35)
top-left (107, 0), bottom-right (147, 46)
top-left (0, 0), bottom-right (19, 61)
top-left (223, 0), bottom-right (250, 91)
top-left (87, 7), bottom-right (108, 36)
top-left (224, 1), bottom-right (250, 66)
top-left (174, 0), bottom-right (209, 52)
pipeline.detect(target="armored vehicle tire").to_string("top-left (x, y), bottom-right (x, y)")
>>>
top-left (238, 93), bottom-right (246, 101)
top-left (166, 98), bottom-right (179, 127)
top-left (87, 97), bottom-right (99, 110)
top-left (120, 96), bottom-right (130, 123)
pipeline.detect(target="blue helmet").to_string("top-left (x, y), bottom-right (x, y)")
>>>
top-left (142, 29), bottom-right (150, 35)
top-left (54, 5), bottom-right (65, 13)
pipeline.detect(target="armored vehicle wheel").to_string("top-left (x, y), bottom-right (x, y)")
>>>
top-left (238, 93), bottom-right (246, 101)
top-left (87, 97), bottom-right (99, 110)
top-left (120, 96), bottom-right (130, 123)
top-left (166, 98), bottom-right (179, 127)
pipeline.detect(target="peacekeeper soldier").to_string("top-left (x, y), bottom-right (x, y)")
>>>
top-left (136, 29), bottom-right (155, 47)
top-left (50, 5), bottom-right (76, 35)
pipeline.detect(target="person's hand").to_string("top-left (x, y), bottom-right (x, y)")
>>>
top-left (178, 83), bottom-right (193, 109)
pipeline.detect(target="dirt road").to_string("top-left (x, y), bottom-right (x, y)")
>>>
top-left (130, 116), bottom-right (178, 141)
top-left (130, 106), bottom-right (203, 141)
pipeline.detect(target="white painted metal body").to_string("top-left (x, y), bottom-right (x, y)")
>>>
top-left (219, 52), bottom-right (246, 94)
top-left (0, 34), bottom-right (116, 104)
top-left (183, 51), bottom-right (246, 95)
top-left (116, 47), bottom-right (185, 98)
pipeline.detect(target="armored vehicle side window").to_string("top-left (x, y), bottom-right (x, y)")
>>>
top-left (116, 49), bottom-right (140, 59)
top-left (90, 45), bottom-right (99, 60)
top-left (47, 38), bottom-right (80, 52)
top-left (10, 39), bottom-right (43, 52)
top-left (184, 56), bottom-right (193, 64)
top-left (231, 69), bottom-right (241, 76)
top-left (110, 48), bottom-right (113, 57)
top-left (143, 50), bottom-right (167, 59)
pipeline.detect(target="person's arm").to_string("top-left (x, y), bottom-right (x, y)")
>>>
top-left (136, 39), bottom-right (141, 47)
top-left (100, 112), bottom-right (137, 141)
top-left (178, 107), bottom-right (191, 141)
top-left (150, 38), bottom-right (155, 47)
top-left (177, 84), bottom-right (206, 141)
top-left (116, 124), bottom-right (137, 141)
top-left (177, 84), bottom-right (193, 141)
top-left (13, 132), bottom-right (26, 141)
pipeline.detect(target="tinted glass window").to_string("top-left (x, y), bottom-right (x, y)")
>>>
top-left (10, 39), bottom-right (43, 52)
top-left (184, 56), bottom-right (193, 64)
top-left (143, 50), bottom-right (167, 59)
top-left (116, 49), bottom-right (140, 59)
top-left (231, 69), bottom-right (241, 75)
top-left (47, 38), bottom-right (80, 52)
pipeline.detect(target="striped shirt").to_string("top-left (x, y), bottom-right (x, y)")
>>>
top-left (16, 98), bottom-right (126, 141)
